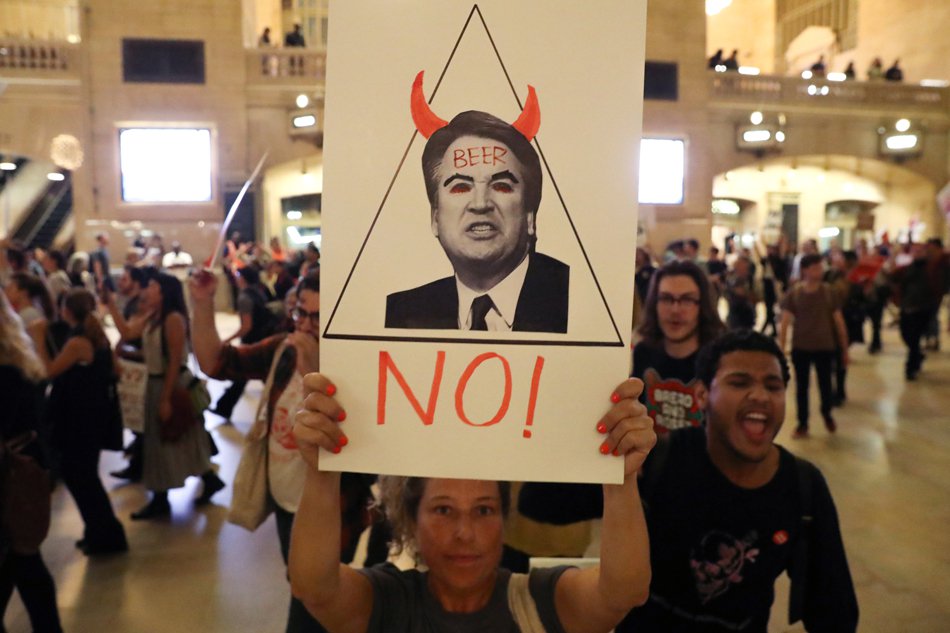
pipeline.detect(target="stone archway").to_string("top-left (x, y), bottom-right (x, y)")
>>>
top-left (712, 154), bottom-right (941, 247)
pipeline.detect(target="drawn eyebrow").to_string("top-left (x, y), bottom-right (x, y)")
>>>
top-left (443, 174), bottom-right (474, 187)
top-left (490, 170), bottom-right (519, 183)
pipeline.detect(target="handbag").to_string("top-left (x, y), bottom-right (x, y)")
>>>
top-left (228, 427), bottom-right (274, 531)
top-left (162, 372), bottom-right (207, 443)
top-left (227, 342), bottom-right (288, 531)
top-left (0, 433), bottom-right (52, 555)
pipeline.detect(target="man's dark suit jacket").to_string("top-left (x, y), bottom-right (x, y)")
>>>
top-left (385, 252), bottom-right (569, 333)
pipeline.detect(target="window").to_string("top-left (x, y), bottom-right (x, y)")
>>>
top-left (122, 39), bottom-right (205, 84)
top-left (644, 61), bottom-right (678, 101)
top-left (638, 138), bottom-right (685, 205)
top-left (119, 128), bottom-right (212, 203)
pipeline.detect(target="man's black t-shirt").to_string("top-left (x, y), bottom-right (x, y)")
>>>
top-left (632, 343), bottom-right (703, 432)
top-left (621, 428), bottom-right (799, 632)
top-left (618, 427), bottom-right (858, 633)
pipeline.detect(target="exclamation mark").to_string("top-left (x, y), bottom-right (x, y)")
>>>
top-left (522, 356), bottom-right (545, 438)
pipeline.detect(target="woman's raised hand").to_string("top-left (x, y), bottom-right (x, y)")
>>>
top-left (595, 378), bottom-right (656, 478)
top-left (293, 373), bottom-right (347, 472)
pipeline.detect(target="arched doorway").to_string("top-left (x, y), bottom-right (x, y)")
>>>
top-left (712, 154), bottom-right (939, 249)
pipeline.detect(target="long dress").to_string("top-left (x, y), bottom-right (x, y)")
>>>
top-left (141, 322), bottom-right (212, 491)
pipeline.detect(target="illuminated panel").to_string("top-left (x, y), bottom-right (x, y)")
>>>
top-left (119, 128), bottom-right (212, 203)
top-left (639, 138), bottom-right (685, 205)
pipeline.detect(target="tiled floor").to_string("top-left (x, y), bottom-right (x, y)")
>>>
top-left (4, 312), bottom-right (950, 632)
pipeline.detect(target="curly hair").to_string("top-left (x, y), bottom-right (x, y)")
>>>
top-left (695, 329), bottom-right (790, 387)
top-left (376, 477), bottom-right (510, 558)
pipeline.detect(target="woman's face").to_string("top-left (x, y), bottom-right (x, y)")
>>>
top-left (143, 280), bottom-right (162, 311)
top-left (414, 478), bottom-right (504, 601)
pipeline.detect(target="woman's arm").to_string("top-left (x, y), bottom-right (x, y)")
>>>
top-left (289, 374), bottom-right (373, 633)
top-left (103, 289), bottom-right (148, 342)
top-left (223, 312), bottom-right (252, 344)
top-left (188, 273), bottom-right (226, 374)
top-left (554, 378), bottom-right (656, 633)
top-left (30, 324), bottom-right (93, 379)
top-left (158, 313), bottom-right (187, 422)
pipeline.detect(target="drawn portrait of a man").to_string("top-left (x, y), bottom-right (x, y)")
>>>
top-left (385, 72), bottom-right (569, 333)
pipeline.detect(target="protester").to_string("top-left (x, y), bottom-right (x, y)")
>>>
top-left (889, 241), bottom-right (947, 380)
top-left (29, 288), bottom-right (128, 555)
top-left (616, 330), bottom-right (859, 632)
top-left (723, 256), bottom-right (758, 330)
top-left (104, 272), bottom-right (224, 519)
top-left (633, 260), bottom-right (725, 431)
top-left (0, 292), bottom-right (64, 632)
top-left (779, 254), bottom-right (849, 437)
top-left (191, 271), bottom-right (373, 632)
top-left (41, 250), bottom-right (71, 308)
top-left (288, 374), bottom-right (656, 633)
top-left (210, 265), bottom-right (277, 422)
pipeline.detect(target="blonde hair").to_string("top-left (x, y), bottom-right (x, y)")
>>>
top-left (0, 292), bottom-right (46, 383)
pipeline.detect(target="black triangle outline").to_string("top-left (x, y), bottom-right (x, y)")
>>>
top-left (323, 4), bottom-right (624, 349)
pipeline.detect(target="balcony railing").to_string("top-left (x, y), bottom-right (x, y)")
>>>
top-left (0, 38), bottom-right (79, 76)
top-left (245, 48), bottom-right (326, 85)
top-left (708, 72), bottom-right (949, 116)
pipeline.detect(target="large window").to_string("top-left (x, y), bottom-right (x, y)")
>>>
top-left (119, 128), bottom-right (212, 203)
top-left (638, 138), bottom-right (685, 205)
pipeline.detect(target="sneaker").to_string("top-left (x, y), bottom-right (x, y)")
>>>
top-left (792, 427), bottom-right (809, 439)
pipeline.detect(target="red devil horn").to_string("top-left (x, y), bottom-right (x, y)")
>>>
top-left (410, 71), bottom-right (448, 139)
top-left (511, 85), bottom-right (540, 142)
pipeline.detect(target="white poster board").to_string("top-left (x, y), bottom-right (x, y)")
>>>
top-left (117, 358), bottom-right (147, 433)
top-left (320, 0), bottom-right (646, 483)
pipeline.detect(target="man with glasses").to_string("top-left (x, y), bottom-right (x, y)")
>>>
top-left (633, 260), bottom-right (725, 432)
top-left (190, 271), bottom-right (368, 632)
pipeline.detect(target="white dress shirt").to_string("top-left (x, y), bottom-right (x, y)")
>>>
top-left (455, 254), bottom-right (531, 331)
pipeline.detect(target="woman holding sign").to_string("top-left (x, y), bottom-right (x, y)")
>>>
top-left (289, 375), bottom-right (654, 633)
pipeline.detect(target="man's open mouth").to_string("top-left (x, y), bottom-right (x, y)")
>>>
top-left (466, 221), bottom-right (498, 237)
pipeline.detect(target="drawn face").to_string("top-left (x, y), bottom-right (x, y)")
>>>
top-left (656, 275), bottom-right (701, 345)
top-left (431, 135), bottom-right (534, 287)
top-left (698, 350), bottom-right (786, 465)
top-left (413, 478), bottom-right (504, 600)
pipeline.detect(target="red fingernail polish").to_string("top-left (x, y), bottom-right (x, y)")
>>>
top-left (327, 384), bottom-right (337, 396)
top-left (338, 435), bottom-right (348, 448)
top-left (610, 393), bottom-right (621, 403)
top-left (331, 446), bottom-right (341, 454)
top-left (599, 442), bottom-right (610, 455)
top-left (597, 422), bottom-right (607, 434)
top-left (337, 411), bottom-right (347, 422)
top-left (612, 449), bottom-right (620, 457)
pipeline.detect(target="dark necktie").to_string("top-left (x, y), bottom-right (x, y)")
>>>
top-left (470, 295), bottom-right (494, 331)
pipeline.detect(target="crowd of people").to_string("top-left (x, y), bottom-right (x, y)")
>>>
top-left (709, 47), bottom-right (907, 82)
top-left (1, 226), bottom-right (948, 632)
top-left (0, 232), bottom-right (325, 630)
